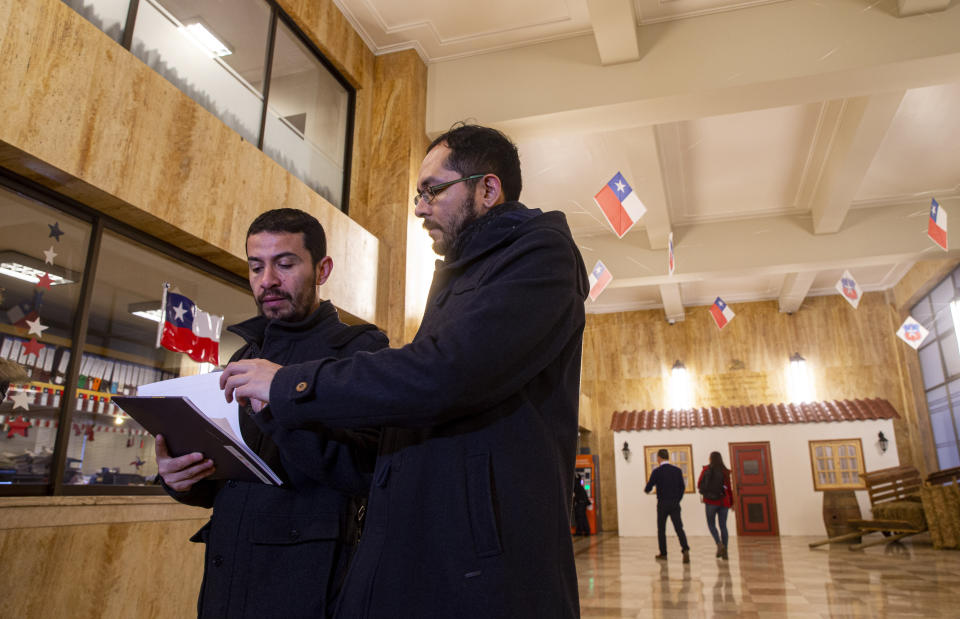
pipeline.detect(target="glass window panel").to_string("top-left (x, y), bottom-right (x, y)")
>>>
top-left (920, 343), bottom-right (945, 389)
top-left (931, 411), bottom-right (957, 446)
top-left (841, 472), bottom-right (851, 483)
top-left (815, 446), bottom-right (824, 458)
top-left (62, 0), bottom-right (130, 44)
top-left (130, 0), bottom-right (270, 144)
top-left (0, 187), bottom-right (91, 485)
top-left (912, 297), bottom-right (934, 331)
top-left (930, 277), bottom-right (956, 336)
top-left (262, 20), bottom-right (350, 209)
top-left (64, 230), bottom-right (254, 486)
top-left (937, 444), bottom-right (960, 470)
top-left (743, 459), bottom-right (760, 475)
top-left (942, 332), bottom-right (960, 378)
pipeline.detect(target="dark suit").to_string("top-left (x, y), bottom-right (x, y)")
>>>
top-left (644, 461), bottom-right (689, 555)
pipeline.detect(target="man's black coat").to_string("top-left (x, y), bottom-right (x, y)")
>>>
top-left (644, 462), bottom-right (686, 503)
top-left (163, 302), bottom-right (387, 618)
top-left (260, 203), bottom-right (589, 618)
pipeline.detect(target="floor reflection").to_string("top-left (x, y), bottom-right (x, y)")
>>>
top-left (575, 533), bottom-right (960, 618)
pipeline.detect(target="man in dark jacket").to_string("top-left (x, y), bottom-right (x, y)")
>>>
top-left (644, 448), bottom-right (690, 563)
top-left (220, 124), bottom-right (589, 618)
top-left (156, 209), bottom-right (387, 618)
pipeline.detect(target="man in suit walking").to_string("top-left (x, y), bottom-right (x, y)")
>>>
top-left (644, 448), bottom-right (690, 563)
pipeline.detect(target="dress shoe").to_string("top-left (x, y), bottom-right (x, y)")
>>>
top-left (682, 550), bottom-right (690, 564)
top-left (720, 545), bottom-right (728, 560)
top-left (654, 554), bottom-right (667, 560)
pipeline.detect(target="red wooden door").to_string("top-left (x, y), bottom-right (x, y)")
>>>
top-left (730, 442), bottom-right (779, 536)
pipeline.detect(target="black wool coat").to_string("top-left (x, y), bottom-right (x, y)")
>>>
top-left (260, 203), bottom-right (589, 618)
top-left (163, 302), bottom-right (387, 618)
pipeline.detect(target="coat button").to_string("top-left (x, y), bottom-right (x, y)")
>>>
top-left (295, 381), bottom-right (308, 393)
top-left (212, 555), bottom-right (223, 567)
top-left (227, 480), bottom-right (237, 488)
top-left (289, 529), bottom-right (300, 541)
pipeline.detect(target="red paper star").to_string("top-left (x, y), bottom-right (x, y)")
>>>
top-left (7, 415), bottom-right (31, 438)
top-left (22, 338), bottom-right (44, 358)
top-left (36, 273), bottom-right (53, 290)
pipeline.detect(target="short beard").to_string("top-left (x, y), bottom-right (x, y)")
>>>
top-left (434, 193), bottom-right (481, 257)
top-left (257, 287), bottom-right (317, 322)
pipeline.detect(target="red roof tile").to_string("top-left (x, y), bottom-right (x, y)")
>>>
top-left (610, 398), bottom-right (899, 432)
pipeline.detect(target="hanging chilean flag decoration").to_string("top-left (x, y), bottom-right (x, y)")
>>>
top-left (835, 270), bottom-right (863, 309)
top-left (668, 232), bottom-right (676, 275)
top-left (928, 198), bottom-right (947, 251)
top-left (593, 171), bottom-right (647, 238)
top-left (709, 296), bottom-right (735, 330)
top-left (588, 260), bottom-right (613, 302)
top-left (157, 283), bottom-right (223, 364)
top-left (896, 316), bottom-right (929, 349)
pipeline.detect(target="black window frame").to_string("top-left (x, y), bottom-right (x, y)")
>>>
top-left (0, 167), bottom-right (249, 497)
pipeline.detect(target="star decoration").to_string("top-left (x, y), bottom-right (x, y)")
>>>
top-left (43, 246), bottom-right (58, 265)
top-left (25, 317), bottom-right (48, 338)
top-left (172, 302), bottom-right (187, 323)
top-left (36, 273), bottom-right (53, 290)
top-left (6, 415), bottom-right (31, 438)
top-left (22, 338), bottom-right (44, 358)
top-left (615, 180), bottom-right (626, 194)
top-left (9, 391), bottom-right (31, 411)
top-left (48, 222), bottom-right (64, 242)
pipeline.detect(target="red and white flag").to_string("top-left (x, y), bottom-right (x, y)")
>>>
top-left (709, 297), bottom-right (735, 330)
top-left (157, 284), bottom-right (223, 364)
top-left (928, 198), bottom-right (947, 251)
top-left (593, 172), bottom-right (647, 238)
top-left (668, 232), bottom-right (675, 276)
top-left (588, 260), bottom-right (613, 302)
top-left (896, 316), bottom-right (929, 349)
top-left (835, 270), bottom-right (863, 309)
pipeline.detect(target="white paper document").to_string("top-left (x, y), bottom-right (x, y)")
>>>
top-left (137, 371), bottom-right (244, 446)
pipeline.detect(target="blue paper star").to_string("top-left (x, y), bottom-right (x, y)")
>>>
top-left (48, 222), bottom-right (64, 242)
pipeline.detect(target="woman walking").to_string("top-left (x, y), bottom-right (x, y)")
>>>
top-left (697, 451), bottom-right (734, 559)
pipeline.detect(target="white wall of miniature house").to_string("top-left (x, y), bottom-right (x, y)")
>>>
top-left (612, 418), bottom-right (898, 537)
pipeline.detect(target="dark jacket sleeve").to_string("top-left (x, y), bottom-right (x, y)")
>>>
top-left (267, 227), bottom-right (586, 429)
top-left (160, 477), bottom-right (220, 508)
top-left (252, 329), bottom-right (387, 493)
top-left (644, 469), bottom-right (657, 494)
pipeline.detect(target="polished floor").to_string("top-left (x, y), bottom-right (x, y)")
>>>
top-left (574, 532), bottom-right (960, 617)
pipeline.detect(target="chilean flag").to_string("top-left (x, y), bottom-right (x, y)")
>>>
top-left (594, 172), bottom-right (647, 238)
top-left (588, 260), bottom-right (613, 302)
top-left (668, 232), bottom-right (675, 275)
top-left (929, 198), bottom-right (947, 251)
top-left (158, 287), bottom-right (223, 364)
top-left (709, 296), bottom-right (735, 330)
top-left (896, 316), bottom-right (929, 350)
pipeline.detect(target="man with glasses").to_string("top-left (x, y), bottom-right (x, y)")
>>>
top-left (221, 124), bottom-right (588, 618)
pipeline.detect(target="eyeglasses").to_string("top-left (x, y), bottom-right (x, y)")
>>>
top-left (413, 174), bottom-right (485, 206)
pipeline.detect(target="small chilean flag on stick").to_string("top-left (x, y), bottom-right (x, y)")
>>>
top-left (709, 296), bottom-right (735, 330)
top-left (929, 198), bottom-right (947, 250)
top-left (668, 232), bottom-right (676, 275)
top-left (588, 260), bottom-right (613, 302)
top-left (157, 283), bottom-right (223, 364)
top-left (594, 172), bottom-right (647, 238)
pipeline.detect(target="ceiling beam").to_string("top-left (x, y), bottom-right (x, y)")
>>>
top-left (778, 271), bottom-right (817, 314)
top-left (796, 93), bottom-right (905, 234)
top-left (427, 0), bottom-right (960, 139)
top-left (603, 199), bottom-right (959, 289)
top-left (585, 0), bottom-right (640, 65)
top-left (659, 282), bottom-right (685, 323)
top-left (897, 0), bottom-right (951, 17)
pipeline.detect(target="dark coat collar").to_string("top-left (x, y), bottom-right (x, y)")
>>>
top-left (227, 300), bottom-right (339, 347)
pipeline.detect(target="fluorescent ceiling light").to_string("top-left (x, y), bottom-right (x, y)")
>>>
top-left (129, 301), bottom-right (163, 323)
top-left (179, 22), bottom-right (232, 58)
top-left (0, 262), bottom-right (73, 285)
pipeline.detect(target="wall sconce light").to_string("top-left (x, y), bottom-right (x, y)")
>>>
top-left (786, 351), bottom-right (816, 403)
top-left (878, 431), bottom-right (889, 453)
top-left (668, 360), bottom-right (694, 410)
top-left (621, 441), bottom-right (631, 462)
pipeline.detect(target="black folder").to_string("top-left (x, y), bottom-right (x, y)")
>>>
top-left (113, 396), bottom-right (282, 485)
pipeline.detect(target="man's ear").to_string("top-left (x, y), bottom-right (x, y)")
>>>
top-left (478, 174), bottom-right (504, 210)
top-left (316, 256), bottom-right (333, 286)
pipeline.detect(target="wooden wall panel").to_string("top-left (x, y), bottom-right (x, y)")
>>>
top-left (582, 292), bottom-right (927, 531)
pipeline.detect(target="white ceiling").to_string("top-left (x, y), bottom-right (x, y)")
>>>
top-left (336, 0), bottom-right (960, 317)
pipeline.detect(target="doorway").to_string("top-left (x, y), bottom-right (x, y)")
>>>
top-left (730, 442), bottom-right (779, 536)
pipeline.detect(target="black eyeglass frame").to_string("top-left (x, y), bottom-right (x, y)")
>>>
top-left (413, 174), bottom-right (485, 206)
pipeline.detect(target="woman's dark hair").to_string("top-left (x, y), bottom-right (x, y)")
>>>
top-left (246, 208), bottom-right (326, 266)
top-left (709, 451), bottom-right (728, 471)
top-left (428, 123), bottom-right (522, 202)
